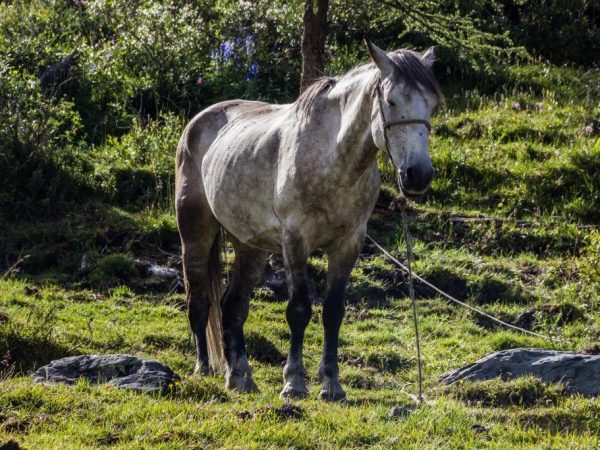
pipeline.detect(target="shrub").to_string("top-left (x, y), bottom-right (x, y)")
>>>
top-left (87, 253), bottom-right (137, 288)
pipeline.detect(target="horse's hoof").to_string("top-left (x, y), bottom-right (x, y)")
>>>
top-left (280, 382), bottom-right (309, 400)
top-left (226, 374), bottom-right (259, 393)
top-left (318, 384), bottom-right (346, 402)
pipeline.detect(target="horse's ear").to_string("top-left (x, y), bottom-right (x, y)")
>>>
top-left (421, 47), bottom-right (436, 68)
top-left (364, 38), bottom-right (395, 78)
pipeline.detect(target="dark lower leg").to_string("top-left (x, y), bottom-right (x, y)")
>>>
top-left (281, 277), bottom-right (312, 398)
top-left (187, 286), bottom-right (210, 374)
top-left (183, 242), bottom-right (216, 375)
top-left (318, 279), bottom-right (347, 400)
top-left (221, 282), bottom-right (256, 392)
top-left (280, 234), bottom-right (311, 399)
top-left (221, 244), bottom-right (267, 392)
top-left (319, 229), bottom-right (365, 401)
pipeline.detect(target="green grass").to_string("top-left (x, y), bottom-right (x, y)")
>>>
top-left (0, 63), bottom-right (599, 448)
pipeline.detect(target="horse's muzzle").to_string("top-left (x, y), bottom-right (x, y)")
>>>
top-left (398, 164), bottom-right (434, 197)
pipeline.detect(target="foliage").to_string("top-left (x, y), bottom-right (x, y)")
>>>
top-left (0, 0), bottom-right (598, 217)
top-left (87, 253), bottom-right (137, 288)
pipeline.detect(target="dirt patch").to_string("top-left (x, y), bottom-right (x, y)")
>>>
top-left (238, 404), bottom-right (304, 421)
top-left (583, 344), bottom-right (600, 355)
top-left (513, 303), bottom-right (585, 330)
top-left (0, 440), bottom-right (25, 450)
top-left (2, 417), bottom-right (28, 433)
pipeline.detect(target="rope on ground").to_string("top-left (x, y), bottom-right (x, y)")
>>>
top-left (365, 233), bottom-right (552, 341)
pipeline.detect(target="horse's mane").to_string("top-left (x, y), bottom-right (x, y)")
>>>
top-left (294, 77), bottom-right (336, 117)
top-left (293, 49), bottom-right (443, 118)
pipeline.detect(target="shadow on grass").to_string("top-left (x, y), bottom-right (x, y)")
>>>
top-left (0, 321), bottom-right (75, 374)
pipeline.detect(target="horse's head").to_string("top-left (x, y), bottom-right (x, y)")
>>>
top-left (365, 40), bottom-right (441, 198)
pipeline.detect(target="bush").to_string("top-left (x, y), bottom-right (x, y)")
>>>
top-left (87, 253), bottom-right (137, 288)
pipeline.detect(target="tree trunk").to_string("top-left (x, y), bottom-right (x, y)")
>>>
top-left (300, 0), bottom-right (329, 93)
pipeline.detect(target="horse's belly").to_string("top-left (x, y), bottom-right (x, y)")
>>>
top-left (221, 207), bottom-right (282, 252)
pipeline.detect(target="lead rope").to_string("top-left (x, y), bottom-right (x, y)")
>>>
top-left (401, 202), bottom-right (423, 403)
top-left (374, 80), bottom-right (424, 403)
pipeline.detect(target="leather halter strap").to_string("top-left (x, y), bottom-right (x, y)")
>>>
top-left (384, 118), bottom-right (431, 132)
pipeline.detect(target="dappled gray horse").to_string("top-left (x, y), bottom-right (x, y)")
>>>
top-left (175, 40), bottom-right (442, 401)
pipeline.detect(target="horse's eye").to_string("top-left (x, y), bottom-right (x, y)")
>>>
top-left (387, 100), bottom-right (396, 107)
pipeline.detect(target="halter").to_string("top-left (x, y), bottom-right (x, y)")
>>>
top-left (374, 80), bottom-right (431, 169)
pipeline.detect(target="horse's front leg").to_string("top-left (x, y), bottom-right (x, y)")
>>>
top-left (319, 227), bottom-right (366, 401)
top-left (280, 230), bottom-right (311, 399)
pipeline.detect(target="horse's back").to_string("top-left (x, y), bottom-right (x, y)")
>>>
top-left (175, 100), bottom-right (273, 206)
top-left (176, 100), bottom-right (269, 173)
top-left (201, 102), bottom-right (290, 251)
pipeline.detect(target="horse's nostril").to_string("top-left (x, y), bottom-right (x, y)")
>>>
top-left (406, 167), bottom-right (414, 183)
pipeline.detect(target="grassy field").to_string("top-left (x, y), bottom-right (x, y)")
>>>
top-left (0, 63), bottom-right (599, 449)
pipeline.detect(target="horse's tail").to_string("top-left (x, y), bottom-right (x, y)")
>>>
top-left (206, 228), bottom-right (225, 373)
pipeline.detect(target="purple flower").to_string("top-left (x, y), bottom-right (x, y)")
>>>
top-left (585, 125), bottom-right (594, 134)
top-left (219, 40), bottom-right (234, 63)
top-left (74, 0), bottom-right (86, 5)
top-left (247, 60), bottom-right (259, 80)
top-left (196, 76), bottom-right (204, 85)
top-left (512, 102), bottom-right (521, 111)
top-left (89, 62), bottom-right (98, 73)
top-left (245, 34), bottom-right (254, 54)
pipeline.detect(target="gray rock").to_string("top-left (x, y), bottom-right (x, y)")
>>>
top-left (148, 264), bottom-right (179, 278)
top-left (33, 354), bottom-right (179, 394)
top-left (440, 348), bottom-right (600, 396)
top-left (388, 405), bottom-right (413, 418)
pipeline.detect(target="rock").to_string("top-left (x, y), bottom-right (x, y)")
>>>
top-left (33, 354), bottom-right (179, 394)
top-left (440, 348), bottom-right (600, 396)
top-left (471, 424), bottom-right (490, 434)
top-left (263, 266), bottom-right (288, 297)
top-left (79, 254), bottom-right (90, 272)
top-left (388, 405), bottom-right (413, 418)
top-left (135, 259), bottom-right (179, 279)
top-left (262, 255), bottom-right (322, 303)
top-left (147, 264), bottom-right (179, 279)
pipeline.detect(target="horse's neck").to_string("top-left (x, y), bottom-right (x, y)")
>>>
top-left (329, 74), bottom-right (379, 179)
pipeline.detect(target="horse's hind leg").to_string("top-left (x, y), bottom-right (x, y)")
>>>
top-left (221, 240), bottom-right (268, 393)
top-left (319, 226), bottom-right (366, 401)
top-left (177, 196), bottom-right (220, 375)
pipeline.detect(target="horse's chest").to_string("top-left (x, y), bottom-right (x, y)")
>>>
top-left (284, 166), bottom-right (380, 247)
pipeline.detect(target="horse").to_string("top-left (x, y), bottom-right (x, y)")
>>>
top-left (175, 39), bottom-right (442, 401)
